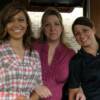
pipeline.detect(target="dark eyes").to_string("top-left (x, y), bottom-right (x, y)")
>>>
top-left (55, 23), bottom-right (60, 25)
top-left (7, 17), bottom-right (26, 23)
top-left (45, 22), bottom-right (60, 27)
top-left (74, 29), bottom-right (90, 36)
top-left (18, 18), bottom-right (26, 22)
top-left (83, 29), bottom-right (89, 32)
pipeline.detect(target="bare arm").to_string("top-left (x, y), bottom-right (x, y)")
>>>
top-left (30, 91), bottom-right (40, 100)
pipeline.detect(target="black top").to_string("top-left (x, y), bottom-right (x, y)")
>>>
top-left (68, 47), bottom-right (100, 100)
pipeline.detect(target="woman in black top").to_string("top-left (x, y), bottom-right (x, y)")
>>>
top-left (68, 17), bottom-right (100, 100)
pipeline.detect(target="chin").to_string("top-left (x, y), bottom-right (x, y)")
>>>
top-left (82, 44), bottom-right (90, 48)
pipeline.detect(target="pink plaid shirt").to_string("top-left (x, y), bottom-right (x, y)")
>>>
top-left (0, 41), bottom-right (42, 100)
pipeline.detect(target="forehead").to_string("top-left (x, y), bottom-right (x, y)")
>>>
top-left (45, 15), bottom-right (59, 22)
top-left (74, 24), bottom-right (91, 30)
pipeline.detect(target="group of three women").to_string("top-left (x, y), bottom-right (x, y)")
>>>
top-left (0, 1), bottom-right (99, 100)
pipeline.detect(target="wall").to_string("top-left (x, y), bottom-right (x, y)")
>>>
top-left (90, 0), bottom-right (100, 37)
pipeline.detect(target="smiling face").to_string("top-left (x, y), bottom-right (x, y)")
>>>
top-left (5, 11), bottom-right (27, 41)
top-left (43, 15), bottom-right (63, 42)
top-left (73, 24), bottom-right (96, 48)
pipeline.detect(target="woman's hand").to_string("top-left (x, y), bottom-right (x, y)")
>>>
top-left (30, 91), bottom-right (40, 100)
top-left (69, 88), bottom-right (86, 100)
top-left (35, 85), bottom-right (52, 98)
top-left (15, 95), bottom-right (26, 100)
top-left (76, 91), bottom-right (86, 100)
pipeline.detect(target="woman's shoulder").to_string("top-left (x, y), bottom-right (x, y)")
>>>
top-left (70, 49), bottom-right (83, 64)
top-left (0, 43), bottom-right (5, 58)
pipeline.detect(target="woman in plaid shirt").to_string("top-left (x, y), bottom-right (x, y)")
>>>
top-left (0, 2), bottom-right (45, 100)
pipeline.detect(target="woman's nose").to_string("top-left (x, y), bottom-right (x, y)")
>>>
top-left (50, 25), bottom-right (55, 31)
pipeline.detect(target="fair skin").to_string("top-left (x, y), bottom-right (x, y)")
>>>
top-left (69, 24), bottom-right (98, 100)
top-left (33, 15), bottom-right (62, 99)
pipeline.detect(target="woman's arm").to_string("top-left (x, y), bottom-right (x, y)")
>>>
top-left (30, 91), bottom-right (40, 100)
top-left (30, 85), bottom-right (52, 100)
top-left (34, 85), bottom-right (52, 99)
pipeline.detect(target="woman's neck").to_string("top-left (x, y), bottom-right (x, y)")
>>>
top-left (48, 40), bottom-right (60, 48)
top-left (47, 40), bottom-right (60, 66)
top-left (9, 39), bottom-right (25, 60)
top-left (84, 40), bottom-right (99, 56)
top-left (9, 39), bottom-right (24, 50)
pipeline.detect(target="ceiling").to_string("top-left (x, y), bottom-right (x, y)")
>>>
top-left (0, 0), bottom-right (85, 12)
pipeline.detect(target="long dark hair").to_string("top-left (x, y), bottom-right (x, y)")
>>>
top-left (0, 2), bottom-right (34, 50)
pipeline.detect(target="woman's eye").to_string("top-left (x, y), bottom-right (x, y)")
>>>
top-left (45, 24), bottom-right (49, 27)
top-left (18, 17), bottom-right (26, 22)
top-left (55, 22), bottom-right (60, 26)
top-left (83, 29), bottom-right (89, 33)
